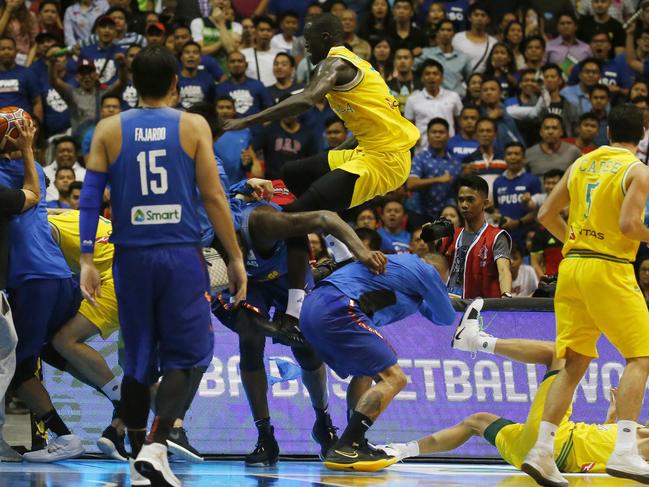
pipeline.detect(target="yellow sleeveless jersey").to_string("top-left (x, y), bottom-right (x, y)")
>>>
top-left (563, 146), bottom-right (643, 262)
top-left (48, 210), bottom-right (114, 276)
top-left (324, 46), bottom-right (419, 152)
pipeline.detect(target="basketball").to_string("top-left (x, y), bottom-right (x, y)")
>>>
top-left (0, 106), bottom-right (32, 153)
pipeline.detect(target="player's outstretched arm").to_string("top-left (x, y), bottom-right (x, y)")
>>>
top-left (222, 58), bottom-right (347, 131)
top-left (620, 163), bottom-right (649, 242)
top-left (6, 118), bottom-right (39, 210)
top-left (538, 165), bottom-right (572, 241)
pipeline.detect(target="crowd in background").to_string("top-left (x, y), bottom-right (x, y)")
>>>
top-left (4, 0), bottom-right (649, 297)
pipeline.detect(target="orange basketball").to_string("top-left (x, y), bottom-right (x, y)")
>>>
top-left (0, 107), bottom-right (32, 153)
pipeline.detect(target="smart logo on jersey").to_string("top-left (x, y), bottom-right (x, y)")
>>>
top-left (131, 205), bottom-right (182, 225)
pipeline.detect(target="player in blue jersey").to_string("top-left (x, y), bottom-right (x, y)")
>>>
top-left (300, 251), bottom-right (458, 472)
top-left (214, 178), bottom-right (386, 466)
top-left (0, 119), bottom-right (85, 463)
top-left (79, 45), bottom-right (247, 487)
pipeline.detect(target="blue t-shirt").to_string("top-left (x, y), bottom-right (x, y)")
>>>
top-left (214, 129), bottom-right (252, 184)
top-left (0, 159), bottom-right (71, 288)
top-left (569, 56), bottom-right (632, 91)
top-left (447, 134), bottom-right (479, 162)
top-left (177, 70), bottom-right (216, 109)
top-left (177, 56), bottom-right (224, 83)
top-left (79, 43), bottom-right (126, 86)
top-left (109, 107), bottom-right (202, 247)
top-left (323, 253), bottom-right (456, 328)
top-left (493, 170), bottom-right (542, 242)
top-left (216, 78), bottom-right (273, 118)
top-left (0, 66), bottom-right (40, 114)
top-left (377, 227), bottom-right (411, 254)
top-left (41, 70), bottom-right (79, 138)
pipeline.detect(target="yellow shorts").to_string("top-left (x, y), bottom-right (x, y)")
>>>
top-left (492, 371), bottom-right (575, 470)
top-left (327, 147), bottom-right (411, 207)
top-left (562, 422), bottom-right (618, 473)
top-left (555, 258), bottom-right (649, 359)
top-left (78, 273), bottom-right (119, 339)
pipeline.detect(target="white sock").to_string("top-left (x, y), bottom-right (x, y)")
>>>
top-left (101, 376), bottom-right (121, 402)
top-left (325, 235), bottom-right (353, 263)
top-left (405, 440), bottom-right (420, 458)
top-left (614, 420), bottom-right (638, 453)
top-left (479, 336), bottom-right (497, 354)
top-left (286, 288), bottom-right (305, 319)
top-left (535, 421), bottom-right (558, 452)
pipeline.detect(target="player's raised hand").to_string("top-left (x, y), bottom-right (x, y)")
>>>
top-left (227, 258), bottom-right (247, 305)
top-left (223, 118), bottom-right (251, 132)
top-left (80, 261), bottom-right (102, 307)
top-left (247, 178), bottom-right (274, 200)
top-left (7, 118), bottom-right (35, 154)
top-left (360, 250), bottom-right (387, 274)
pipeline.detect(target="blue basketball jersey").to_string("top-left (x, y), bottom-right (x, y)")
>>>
top-left (109, 108), bottom-right (202, 247)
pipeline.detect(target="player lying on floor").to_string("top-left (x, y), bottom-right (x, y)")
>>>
top-left (381, 299), bottom-right (649, 474)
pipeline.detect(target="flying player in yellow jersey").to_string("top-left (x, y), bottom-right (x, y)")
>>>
top-left (380, 299), bottom-right (649, 474)
top-left (222, 13), bottom-right (417, 328)
top-left (521, 104), bottom-right (649, 487)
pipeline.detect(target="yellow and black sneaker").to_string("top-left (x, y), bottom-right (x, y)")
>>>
top-left (324, 441), bottom-right (398, 472)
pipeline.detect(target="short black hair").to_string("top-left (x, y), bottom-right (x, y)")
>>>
top-left (579, 111), bottom-right (599, 124)
top-left (419, 58), bottom-right (444, 75)
top-left (468, 2), bottom-right (489, 16)
top-left (510, 242), bottom-right (524, 258)
top-left (589, 84), bottom-right (610, 97)
top-left (579, 56), bottom-right (601, 71)
top-left (523, 34), bottom-right (546, 51)
top-left (355, 228), bottom-right (382, 251)
top-left (557, 11), bottom-right (577, 23)
top-left (519, 67), bottom-right (537, 79)
top-left (543, 169), bottom-right (564, 180)
top-left (542, 113), bottom-right (564, 127)
top-left (306, 13), bottom-right (344, 43)
top-left (504, 141), bottom-right (525, 152)
top-left (427, 117), bottom-right (449, 131)
top-left (437, 19), bottom-right (455, 31)
top-left (393, 0), bottom-right (414, 8)
top-left (216, 94), bottom-right (235, 106)
top-left (274, 51), bottom-right (295, 67)
top-left (180, 40), bottom-right (201, 54)
top-left (68, 181), bottom-right (83, 192)
top-left (476, 116), bottom-right (496, 130)
top-left (481, 75), bottom-right (501, 90)
top-left (100, 92), bottom-right (121, 105)
top-left (460, 104), bottom-right (480, 116)
top-left (456, 175), bottom-right (489, 198)
top-left (279, 10), bottom-right (300, 22)
top-left (38, 0), bottom-right (60, 12)
top-left (541, 63), bottom-right (562, 76)
top-left (105, 6), bottom-right (127, 17)
top-left (325, 116), bottom-right (344, 128)
top-left (608, 104), bottom-right (645, 144)
top-left (132, 45), bottom-right (178, 99)
top-left (173, 24), bottom-right (191, 34)
top-left (187, 101), bottom-right (221, 140)
top-left (55, 166), bottom-right (75, 178)
top-left (254, 15), bottom-right (276, 29)
top-left (54, 135), bottom-right (78, 150)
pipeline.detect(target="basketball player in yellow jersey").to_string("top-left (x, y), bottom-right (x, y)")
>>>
top-left (522, 104), bottom-right (649, 487)
top-left (46, 209), bottom-right (127, 461)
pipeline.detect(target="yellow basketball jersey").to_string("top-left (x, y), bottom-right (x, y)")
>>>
top-left (48, 210), bottom-right (114, 276)
top-left (324, 46), bottom-right (419, 152)
top-left (563, 146), bottom-right (643, 261)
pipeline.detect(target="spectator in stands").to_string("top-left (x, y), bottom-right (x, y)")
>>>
top-left (67, 181), bottom-right (82, 210)
top-left (0, 0), bottom-right (38, 66)
top-left (526, 114), bottom-right (582, 176)
top-left (541, 63), bottom-right (579, 137)
top-left (530, 170), bottom-right (565, 278)
top-left (37, 1), bottom-right (64, 41)
top-left (492, 142), bottom-right (542, 246)
top-left (355, 206), bottom-right (380, 230)
top-left (452, 2), bottom-right (497, 73)
top-left (414, 20), bottom-right (470, 97)
top-left (589, 31), bottom-right (630, 100)
top-left (510, 244), bottom-right (539, 297)
top-left (440, 174), bottom-right (512, 299)
top-left (520, 35), bottom-right (546, 75)
top-left (117, 44), bottom-right (139, 110)
top-left (359, 0), bottom-right (391, 47)
top-left (369, 36), bottom-right (394, 81)
top-left (355, 227), bottom-right (383, 251)
top-left (463, 72), bottom-right (483, 107)
top-left (577, 0), bottom-right (625, 54)
top-left (28, 32), bottom-right (58, 85)
top-left (308, 233), bottom-right (329, 262)
top-left (190, 0), bottom-right (242, 67)
top-left (637, 257), bottom-right (649, 300)
top-left (504, 68), bottom-right (542, 147)
top-left (44, 136), bottom-right (85, 202)
top-left (270, 11), bottom-right (298, 54)
top-left (625, 25), bottom-right (649, 81)
top-left (504, 20), bottom-right (525, 69)
top-left (409, 227), bottom-right (430, 257)
top-left (406, 117), bottom-right (461, 227)
top-left (145, 22), bottom-right (166, 47)
top-left (177, 41), bottom-right (216, 109)
top-left (448, 105), bottom-right (480, 162)
top-left (289, 4), bottom-right (324, 65)
top-left (40, 44), bottom-right (76, 140)
top-left (388, 0), bottom-right (425, 58)
top-left (462, 117), bottom-right (506, 196)
top-left (579, 0), bottom-right (635, 23)
top-left (563, 112), bottom-right (599, 154)
top-left (633, 95), bottom-right (649, 128)
top-left (589, 84), bottom-right (610, 145)
top-left (214, 95), bottom-right (254, 183)
top-left (172, 25), bottom-right (225, 82)
top-left (63, 0), bottom-right (108, 47)
top-left (484, 42), bottom-right (518, 99)
top-left (560, 57), bottom-right (601, 116)
top-left (341, 9), bottom-right (371, 60)
top-left (441, 204), bottom-right (464, 229)
top-left (405, 59), bottom-right (462, 149)
top-left (215, 51), bottom-right (272, 118)
top-left (267, 52), bottom-right (301, 104)
top-left (46, 166), bottom-right (75, 209)
top-left (0, 37), bottom-right (42, 121)
top-left (241, 16), bottom-right (280, 87)
top-left (79, 16), bottom-right (125, 86)
top-left (324, 117), bottom-right (347, 150)
top-left (377, 199), bottom-right (411, 253)
top-left (388, 47), bottom-right (420, 114)
top-left (479, 77), bottom-right (524, 154)
top-left (81, 93), bottom-right (120, 155)
top-left (80, 6), bottom-right (145, 50)
top-left (545, 12), bottom-right (592, 67)
top-left (421, 2), bottom-right (445, 40)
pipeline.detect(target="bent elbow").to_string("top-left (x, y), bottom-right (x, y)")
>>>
top-left (619, 217), bottom-right (638, 237)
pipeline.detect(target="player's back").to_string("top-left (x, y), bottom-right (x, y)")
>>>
top-left (109, 107), bottom-right (201, 247)
top-left (563, 146), bottom-right (642, 262)
top-left (325, 46), bottom-right (419, 152)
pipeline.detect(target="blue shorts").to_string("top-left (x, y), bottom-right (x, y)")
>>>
top-left (113, 245), bottom-right (214, 384)
top-left (9, 277), bottom-right (81, 364)
top-left (300, 283), bottom-right (397, 379)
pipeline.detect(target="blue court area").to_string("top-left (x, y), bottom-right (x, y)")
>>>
top-left (0, 460), bottom-right (632, 486)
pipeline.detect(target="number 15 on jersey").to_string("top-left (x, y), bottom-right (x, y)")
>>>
top-left (138, 149), bottom-right (168, 196)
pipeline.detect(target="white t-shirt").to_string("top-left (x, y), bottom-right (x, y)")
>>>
top-left (242, 47), bottom-right (282, 87)
top-left (44, 161), bottom-right (86, 202)
top-left (190, 18), bottom-right (243, 43)
top-left (451, 32), bottom-right (497, 73)
top-left (404, 87), bottom-right (463, 149)
top-left (512, 265), bottom-right (539, 297)
top-left (271, 34), bottom-right (294, 54)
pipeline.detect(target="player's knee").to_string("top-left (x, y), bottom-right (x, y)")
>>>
top-left (51, 328), bottom-right (72, 354)
top-left (627, 356), bottom-right (649, 372)
top-left (10, 357), bottom-right (37, 389)
top-left (292, 346), bottom-right (322, 371)
top-left (463, 412), bottom-right (493, 435)
top-left (382, 365), bottom-right (407, 391)
top-left (238, 335), bottom-right (265, 372)
top-left (40, 343), bottom-right (68, 371)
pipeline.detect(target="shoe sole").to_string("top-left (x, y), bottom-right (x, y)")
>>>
top-left (134, 459), bottom-right (179, 487)
top-left (324, 456), bottom-right (398, 472)
top-left (521, 461), bottom-right (568, 487)
top-left (311, 430), bottom-right (335, 461)
top-left (245, 458), bottom-right (279, 467)
top-left (23, 446), bottom-right (85, 463)
top-left (167, 439), bottom-right (204, 463)
top-left (606, 467), bottom-right (649, 484)
top-left (96, 437), bottom-right (128, 462)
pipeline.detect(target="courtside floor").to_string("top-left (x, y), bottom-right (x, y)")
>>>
top-left (0, 460), bottom-right (642, 486)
